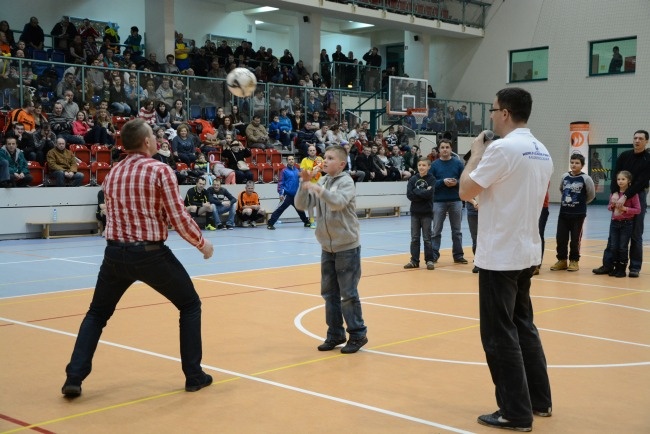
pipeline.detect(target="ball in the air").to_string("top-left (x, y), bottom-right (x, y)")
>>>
top-left (226, 67), bottom-right (257, 97)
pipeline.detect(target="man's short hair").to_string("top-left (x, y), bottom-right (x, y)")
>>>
top-left (634, 129), bottom-right (649, 140)
top-left (120, 118), bottom-right (150, 151)
top-left (438, 138), bottom-right (452, 147)
top-left (496, 87), bottom-right (532, 123)
top-left (570, 153), bottom-right (585, 166)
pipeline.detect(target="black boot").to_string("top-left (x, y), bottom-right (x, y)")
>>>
top-left (614, 262), bottom-right (627, 278)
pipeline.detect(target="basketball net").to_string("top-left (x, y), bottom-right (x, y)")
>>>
top-left (408, 108), bottom-right (427, 128)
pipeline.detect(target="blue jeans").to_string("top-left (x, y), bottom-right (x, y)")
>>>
top-left (320, 246), bottom-right (367, 341)
top-left (432, 201), bottom-right (464, 260)
top-left (410, 213), bottom-right (433, 264)
top-left (268, 194), bottom-right (308, 226)
top-left (602, 191), bottom-right (646, 271)
top-left (65, 244), bottom-right (205, 383)
top-left (213, 200), bottom-right (237, 226)
top-left (479, 267), bottom-right (552, 424)
top-left (609, 219), bottom-right (634, 264)
top-left (51, 170), bottom-right (84, 187)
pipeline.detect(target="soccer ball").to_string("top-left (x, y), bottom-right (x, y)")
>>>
top-left (226, 68), bottom-right (257, 98)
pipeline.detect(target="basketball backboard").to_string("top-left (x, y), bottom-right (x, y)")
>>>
top-left (387, 76), bottom-right (428, 115)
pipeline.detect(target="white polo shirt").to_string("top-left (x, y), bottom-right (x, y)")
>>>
top-left (469, 128), bottom-right (553, 270)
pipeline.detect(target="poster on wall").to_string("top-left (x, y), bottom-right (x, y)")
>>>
top-left (570, 121), bottom-right (590, 172)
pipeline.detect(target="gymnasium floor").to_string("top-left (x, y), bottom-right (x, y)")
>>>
top-left (0, 205), bottom-right (648, 433)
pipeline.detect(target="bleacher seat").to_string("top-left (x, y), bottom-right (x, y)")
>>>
top-left (27, 161), bottom-right (44, 186)
top-left (91, 162), bottom-right (111, 185)
top-left (70, 144), bottom-right (91, 165)
top-left (91, 144), bottom-right (112, 164)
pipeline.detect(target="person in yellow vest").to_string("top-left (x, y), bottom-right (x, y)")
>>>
top-left (174, 32), bottom-right (191, 72)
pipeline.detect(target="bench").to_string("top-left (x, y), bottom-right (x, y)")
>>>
top-left (27, 221), bottom-right (100, 239)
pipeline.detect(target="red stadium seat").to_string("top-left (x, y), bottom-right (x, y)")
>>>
top-left (70, 144), bottom-right (91, 165)
top-left (91, 161), bottom-right (111, 185)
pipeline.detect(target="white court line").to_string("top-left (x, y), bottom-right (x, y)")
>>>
top-left (53, 258), bottom-right (101, 266)
top-left (0, 315), bottom-right (474, 434)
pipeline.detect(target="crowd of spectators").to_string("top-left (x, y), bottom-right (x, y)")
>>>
top-left (0, 14), bottom-right (457, 189)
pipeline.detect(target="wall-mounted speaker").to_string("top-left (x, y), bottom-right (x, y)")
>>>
top-left (303, 16), bottom-right (310, 23)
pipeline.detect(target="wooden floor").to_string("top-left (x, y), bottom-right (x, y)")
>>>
top-left (0, 206), bottom-right (649, 433)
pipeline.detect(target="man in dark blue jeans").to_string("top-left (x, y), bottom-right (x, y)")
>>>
top-left (62, 118), bottom-right (214, 398)
top-left (593, 130), bottom-right (649, 278)
top-left (460, 88), bottom-right (553, 431)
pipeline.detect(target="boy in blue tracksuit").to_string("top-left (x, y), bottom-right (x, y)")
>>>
top-left (405, 157), bottom-right (436, 270)
top-left (550, 153), bottom-right (595, 272)
top-left (267, 155), bottom-right (310, 229)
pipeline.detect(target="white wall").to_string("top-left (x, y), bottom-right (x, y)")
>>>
top-left (439, 0), bottom-right (649, 201)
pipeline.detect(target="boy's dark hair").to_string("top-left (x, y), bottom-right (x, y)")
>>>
top-left (245, 180), bottom-right (255, 187)
top-left (495, 87), bottom-right (532, 123)
top-left (570, 153), bottom-right (585, 166)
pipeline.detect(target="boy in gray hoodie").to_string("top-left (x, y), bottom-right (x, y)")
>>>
top-left (295, 145), bottom-right (368, 354)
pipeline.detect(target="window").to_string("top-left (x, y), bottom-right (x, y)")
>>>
top-left (509, 47), bottom-right (549, 83)
top-left (589, 37), bottom-right (637, 76)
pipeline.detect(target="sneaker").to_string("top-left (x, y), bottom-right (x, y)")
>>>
top-left (185, 373), bottom-right (213, 392)
top-left (205, 224), bottom-right (217, 231)
top-left (550, 260), bottom-right (568, 271)
top-left (242, 221), bottom-right (251, 227)
top-left (304, 222), bottom-right (311, 228)
top-left (317, 337), bottom-right (347, 351)
top-left (592, 265), bottom-right (612, 275)
top-left (477, 410), bottom-right (532, 432)
top-left (426, 261), bottom-right (435, 270)
top-left (61, 380), bottom-right (82, 398)
top-left (404, 261), bottom-right (419, 269)
top-left (533, 407), bottom-right (552, 417)
top-left (216, 224), bottom-right (225, 230)
top-left (473, 265), bottom-right (480, 274)
top-left (567, 260), bottom-right (579, 272)
top-left (614, 268), bottom-right (627, 278)
top-left (267, 224), bottom-right (275, 230)
top-left (629, 270), bottom-right (639, 278)
top-left (310, 222), bottom-right (317, 229)
top-left (226, 224), bottom-right (234, 230)
top-left (250, 221), bottom-right (257, 228)
top-left (341, 336), bottom-right (368, 354)
top-left (454, 257), bottom-right (468, 264)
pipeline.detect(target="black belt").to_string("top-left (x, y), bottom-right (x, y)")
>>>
top-left (107, 240), bottom-right (164, 251)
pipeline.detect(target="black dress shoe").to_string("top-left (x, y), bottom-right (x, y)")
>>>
top-left (61, 381), bottom-right (82, 398)
top-left (629, 270), bottom-right (639, 278)
top-left (341, 336), bottom-right (368, 354)
top-left (592, 266), bottom-right (612, 275)
top-left (477, 410), bottom-right (532, 432)
top-left (317, 337), bottom-right (346, 351)
top-left (185, 373), bottom-right (213, 392)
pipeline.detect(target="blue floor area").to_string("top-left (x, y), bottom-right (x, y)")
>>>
top-left (0, 205), bottom-right (627, 298)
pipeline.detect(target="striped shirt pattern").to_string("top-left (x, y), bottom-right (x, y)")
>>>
top-left (104, 152), bottom-right (205, 249)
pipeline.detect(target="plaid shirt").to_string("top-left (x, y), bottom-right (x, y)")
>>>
top-left (104, 152), bottom-right (205, 249)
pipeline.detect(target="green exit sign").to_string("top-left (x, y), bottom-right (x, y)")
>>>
top-left (606, 138), bottom-right (618, 144)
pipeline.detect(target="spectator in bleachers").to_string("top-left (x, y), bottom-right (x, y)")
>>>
top-left (69, 35), bottom-right (86, 64)
top-left (86, 58), bottom-right (105, 96)
top-left (20, 17), bottom-right (44, 52)
top-left (344, 51), bottom-right (357, 88)
top-left (140, 52), bottom-right (160, 74)
top-left (215, 40), bottom-right (233, 64)
top-left (212, 106), bottom-right (227, 129)
top-left (319, 49), bottom-right (331, 86)
top-left (326, 123), bottom-right (348, 147)
top-left (125, 75), bottom-right (144, 110)
top-left (224, 140), bottom-right (253, 184)
top-left (313, 124), bottom-right (330, 154)
top-left (7, 101), bottom-right (36, 133)
top-left (302, 73), bottom-right (313, 88)
top-left (245, 115), bottom-right (271, 149)
top-left (107, 76), bottom-right (131, 115)
top-left (93, 109), bottom-right (116, 146)
top-left (51, 16), bottom-right (77, 52)
top-left (390, 145), bottom-right (412, 180)
top-left (83, 35), bottom-right (99, 61)
top-left (175, 33), bottom-right (191, 71)
top-left (141, 79), bottom-right (156, 101)
top-left (12, 40), bottom-right (26, 57)
top-left (124, 26), bottom-right (143, 61)
top-left (77, 19), bottom-right (99, 42)
top-left (403, 144), bottom-right (421, 175)
top-left (207, 178), bottom-right (237, 229)
top-left (306, 91), bottom-right (323, 118)
top-left (155, 101), bottom-right (172, 130)
top-left (46, 137), bottom-right (84, 186)
top-left (342, 142), bottom-right (365, 183)
top-left (362, 47), bottom-right (382, 91)
top-left (310, 110), bottom-right (324, 129)
top-left (206, 59), bottom-right (227, 108)
top-left (7, 122), bottom-right (34, 154)
top-left (171, 123), bottom-right (196, 165)
top-left (372, 142), bottom-right (400, 182)
top-left (161, 54), bottom-right (180, 75)
top-left (279, 49), bottom-right (294, 67)
top-left (32, 122), bottom-right (56, 164)
top-left (355, 144), bottom-right (374, 182)
top-left (332, 44), bottom-right (346, 88)
top-left (49, 102), bottom-right (83, 145)
top-left (445, 105), bottom-right (457, 130)
top-left (154, 139), bottom-right (186, 185)
top-left (138, 99), bottom-right (156, 124)
top-left (103, 25), bottom-right (120, 53)
top-left (56, 73), bottom-right (77, 102)
top-left (0, 136), bottom-right (32, 187)
top-left (156, 77), bottom-right (175, 106)
top-left (217, 116), bottom-right (239, 146)
top-left (169, 99), bottom-right (188, 130)
top-left (455, 104), bottom-right (470, 134)
top-left (71, 110), bottom-right (93, 143)
top-left (102, 48), bottom-right (118, 68)
top-left (0, 21), bottom-right (15, 49)
top-left (229, 105), bottom-right (246, 131)
top-left (0, 30), bottom-right (12, 57)
top-left (293, 60), bottom-right (308, 80)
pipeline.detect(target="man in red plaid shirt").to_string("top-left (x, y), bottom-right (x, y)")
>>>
top-left (62, 118), bottom-right (214, 398)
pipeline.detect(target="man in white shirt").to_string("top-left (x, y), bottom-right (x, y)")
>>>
top-left (460, 87), bottom-right (553, 432)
